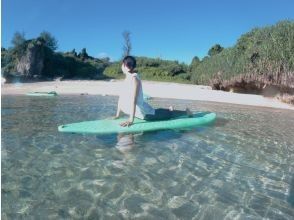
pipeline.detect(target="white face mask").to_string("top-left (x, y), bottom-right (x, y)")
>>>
top-left (121, 64), bottom-right (130, 75)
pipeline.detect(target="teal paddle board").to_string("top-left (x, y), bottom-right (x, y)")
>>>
top-left (58, 112), bottom-right (216, 134)
top-left (26, 91), bottom-right (58, 97)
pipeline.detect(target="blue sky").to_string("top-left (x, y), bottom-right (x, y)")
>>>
top-left (2, 0), bottom-right (294, 63)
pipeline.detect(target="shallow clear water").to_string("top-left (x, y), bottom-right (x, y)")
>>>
top-left (1, 95), bottom-right (294, 219)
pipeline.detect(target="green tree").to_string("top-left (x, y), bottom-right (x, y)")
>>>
top-left (11, 32), bottom-right (28, 57)
top-left (79, 48), bottom-right (89, 60)
top-left (191, 56), bottom-right (200, 65)
top-left (39, 31), bottom-right (58, 51)
top-left (11, 31), bottom-right (26, 47)
top-left (208, 44), bottom-right (224, 56)
top-left (71, 49), bottom-right (77, 57)
top-left (122, 30), bottom-right (132, 57)
top-left (190, 56), bottom-right (200, 68)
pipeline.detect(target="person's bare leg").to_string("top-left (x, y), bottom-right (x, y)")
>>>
top-left (169, 106), bottom-right (193, 117)
top-left (186, 108), bottom-right (193, 117)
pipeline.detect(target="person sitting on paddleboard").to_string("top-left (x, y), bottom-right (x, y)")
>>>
top-left (115, 56), bottom-right (192, 127)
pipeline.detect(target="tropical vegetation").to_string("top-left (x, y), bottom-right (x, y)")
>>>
top-left (2, 20), bottom-right (293, 100)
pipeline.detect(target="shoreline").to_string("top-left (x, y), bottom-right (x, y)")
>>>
top-left (2, 80), bottom-right (294, 110)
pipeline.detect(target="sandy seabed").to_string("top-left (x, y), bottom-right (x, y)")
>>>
top-left (1, 80), bottom-right (293, 110)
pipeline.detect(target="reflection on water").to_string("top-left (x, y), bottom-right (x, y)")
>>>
top-left (116, 134), bottom-right (135, 153)
top-left (1, 95), bottom-right (294, 219)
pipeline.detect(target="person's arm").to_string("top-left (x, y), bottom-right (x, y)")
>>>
top-left (120, 77), bottom-right (139, 127)
top-left (129, 77), bottom-right (139, 122)
top-left (114, 102), bottom-right (121, 119)
top-left (111, 96), bottom-right (122, 119)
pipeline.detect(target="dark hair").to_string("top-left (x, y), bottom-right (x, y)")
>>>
top-left (122, 56), bottom-right (136, 70)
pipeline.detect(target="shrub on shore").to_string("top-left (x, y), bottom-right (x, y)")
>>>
top-left (191, 20), bottom-right (294, 95)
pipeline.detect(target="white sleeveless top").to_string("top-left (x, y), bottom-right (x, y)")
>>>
top-left (119, 72), bottom-right (155, 119)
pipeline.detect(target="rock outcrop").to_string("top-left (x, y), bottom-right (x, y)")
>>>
top-left (16, 42), bottom-right (45, 78)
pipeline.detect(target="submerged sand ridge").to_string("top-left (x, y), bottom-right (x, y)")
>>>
top-left (1, 80), bottom-right (293, 110)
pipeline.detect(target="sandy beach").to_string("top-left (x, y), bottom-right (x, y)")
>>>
top-left (2, 80), bottom-right (294, 110)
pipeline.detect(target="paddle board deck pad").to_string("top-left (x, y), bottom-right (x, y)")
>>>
top-left (26, 91), bottom-right (58, 96)
top-left (58, 112), bottom-right (216, 134)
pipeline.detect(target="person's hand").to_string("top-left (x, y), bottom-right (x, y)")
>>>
top-left (120, 120), bottom-right (133, 127)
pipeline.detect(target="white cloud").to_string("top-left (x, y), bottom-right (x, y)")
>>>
top-left (97, 52), bottom-right (108, 58)
top-left (96, 52), bottom-right (115, 62)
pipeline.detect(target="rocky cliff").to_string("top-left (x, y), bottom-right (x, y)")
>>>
top-left (16, 42), bottom-right (45, 78)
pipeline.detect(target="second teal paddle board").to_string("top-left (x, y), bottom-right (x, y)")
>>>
top-left (26, 91), bottom-right (58, 97)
